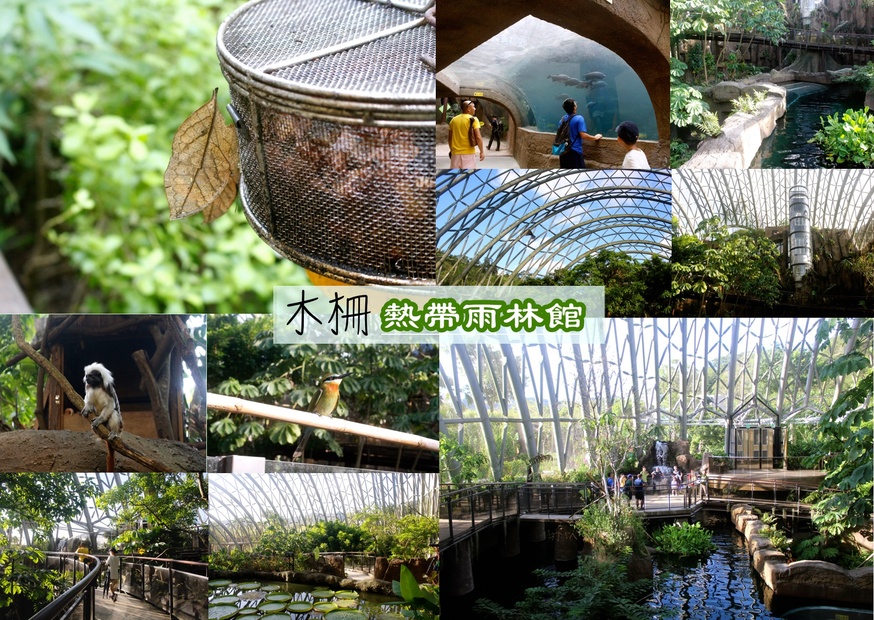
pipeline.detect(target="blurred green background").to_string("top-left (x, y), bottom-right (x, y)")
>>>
top-left (0, 0), bottom-right (308, 312)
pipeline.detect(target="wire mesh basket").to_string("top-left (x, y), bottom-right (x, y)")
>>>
top-left (217, 0), bottom-right (436, 285)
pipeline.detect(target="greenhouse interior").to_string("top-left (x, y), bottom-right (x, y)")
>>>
top-left (438, 317), bottom-right (873, 618)
top-left (208, 473), bottom-right (439, 619)
top-left (436, 169), bottom-right (672, 317)
top-left (673, 169), bottom-right (874, 316)
top-left (0, 473), bottom-right (208, 619)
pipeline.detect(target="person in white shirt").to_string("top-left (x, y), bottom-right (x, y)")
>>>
top-left (616, 121), bottom-right (650, 169)
top-left (107, 548), bottom-right (121, 602)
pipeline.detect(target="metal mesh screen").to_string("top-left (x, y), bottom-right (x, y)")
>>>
top-left (218, 0), bottom-right (435, 284)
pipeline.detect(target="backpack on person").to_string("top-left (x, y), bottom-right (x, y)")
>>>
top-left (552, 114), bottom-right (576, 156)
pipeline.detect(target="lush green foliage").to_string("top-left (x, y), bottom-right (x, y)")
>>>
top-left (518, 249), bottom-right (672, 317)
top-left (439, 433), bottom-right (489, 484)
top-left (653, 522), bottom-right (716, 558)
top-left (0, 547), bottom-right (64, 618)
top-left (731, 90), bottom-right (767, 115)
top-left (694, 110), bottom-right (722, 137)
top-left (671, 58), bottom-right (710, 127)
top-left (670, 139), bottom-right (694, 168)
top-left (757, 512), bottom-right (792, 554)
top-left (95, 473), bottom-right (207, 557)
top-left (388, 564), bottom-right (439, 620)
top-left (0, 316), bottom-right (37, 429)
top-left (809, 107), bottom-right (874, 168)
top-left (672, 217), bottom-right (783, 313)
top-left (802, 319), bottom-right (873, 546)
top-left (575, 501), bottom-right (647, 557)
top-left (207, 316), bottom-right (438, 458)
top-left (0, 0), bottom-right (306, 312)
top-left (835, 62), bottom-right (874, 91)
top-left (473, 555), bottom-right (653, 620)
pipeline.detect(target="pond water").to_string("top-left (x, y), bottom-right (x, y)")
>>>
top-left (753, 83), bottom-right (866, 168)
top-left (208, 579), bottom-right (403, 619)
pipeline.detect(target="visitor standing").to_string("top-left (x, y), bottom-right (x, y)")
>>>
top-left (448, 100), bottom-right (485, 169)
top-left (487, 115), bottom-right (502, 151)
top-left (616, 120), bottom-right (650, 169)
top-left (557, 98), bottom-right (601, 169)
top-left (107, 548), bottom-right (121, 603)
top-left (633, 474), bottom-right (645, 509)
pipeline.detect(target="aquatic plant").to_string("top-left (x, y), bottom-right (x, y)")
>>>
top-left (473, 555), bottom-right (652, 620)
top-left (809, 107), bottom-right (874, 168)
top-left (575, 501), bottom-right (647, 558)
top-left (652, 522), bottom-right (716, 558)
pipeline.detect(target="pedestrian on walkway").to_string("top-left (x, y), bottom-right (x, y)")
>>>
top-left (107, 548), bottom-right (121, 603)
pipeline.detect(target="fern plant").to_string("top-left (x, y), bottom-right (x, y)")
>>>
top-left (695, 110), bottom-right (722, 137)
top-left (731, 90), bottom-right (767, 115)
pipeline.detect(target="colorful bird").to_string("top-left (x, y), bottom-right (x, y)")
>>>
top-left (292, 372), bottom-right (352, 462)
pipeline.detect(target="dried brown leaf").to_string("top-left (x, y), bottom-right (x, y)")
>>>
top-left (164, 88), bottom-right (240, 221)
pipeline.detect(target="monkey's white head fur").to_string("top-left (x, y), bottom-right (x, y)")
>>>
top-left (84, 362), bottom-right (115, 389)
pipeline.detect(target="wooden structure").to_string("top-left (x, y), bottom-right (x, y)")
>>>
top-left (40, 315), bottom-right (190, 441)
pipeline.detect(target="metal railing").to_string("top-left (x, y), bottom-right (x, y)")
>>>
top-left (0, 550), bottom-right (103, 620)
top-left (118, 556), bottom-right (207, 620)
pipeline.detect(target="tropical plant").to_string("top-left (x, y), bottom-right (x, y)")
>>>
top-left (387, 564), bottom-right (439, 620)
top-left (731, 90), bottom-right (767, 115)
top-left (473, 555), bottom-right (652, 620)
top-left (695, 111), bottom-right (722, 137)
top-left (670, 139), bottom-right (694, 168)
top-left (802, 319), bottom-right (873, 548)
top-left (652, 522), bottom-right (716, 558)
top-left (809, 107), bottom-right (874, 168)
top-left (757, 512), bottom-right (792, 554)
top-left (439, 434), bottom-right (489, 485)
top-left (575, 501), bottom-right (647, 558)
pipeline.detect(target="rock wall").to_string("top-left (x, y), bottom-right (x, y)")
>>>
top-left (682, 83), bottom-right (786, 169)
top-left (731, 504), bottom-right (873, 605)
top-left (515, 127), bottom-right (666, 169)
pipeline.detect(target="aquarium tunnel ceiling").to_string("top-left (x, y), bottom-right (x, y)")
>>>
top-left (436, 169), bottom-right (671, 285)
top-left (209, 473), bottom-right (438, 548)
top-left (439, 318), bottom-right (869, 474)
top-left (438, 16), bottom-right (657, 138)
top-left (674, 170), bottom-right (874, 247)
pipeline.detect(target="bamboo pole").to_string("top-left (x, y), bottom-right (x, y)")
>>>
top-left (207, 393), bottom-right (439, 452)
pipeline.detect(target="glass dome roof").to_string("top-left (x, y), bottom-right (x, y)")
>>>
top-left (209, 473), bottom-right (437, 548)
top-left (674, 170), bottom-right (874, 247)
top-left (439, 318), bottom-right (869, 479)
top-left (436, 169), bottom-right (671, 285)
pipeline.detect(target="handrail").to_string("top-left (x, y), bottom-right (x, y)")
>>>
top-left (30, 552), bottom-right (102, 620)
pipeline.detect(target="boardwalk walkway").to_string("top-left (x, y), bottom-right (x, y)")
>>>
top-left (93, 591), bottom-right (168, 620)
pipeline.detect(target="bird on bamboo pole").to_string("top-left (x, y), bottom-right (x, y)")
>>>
top-left (291, 372), bottom-right (352, 462)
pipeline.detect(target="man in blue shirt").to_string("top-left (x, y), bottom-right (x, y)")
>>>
top-left (559, 98), bottom-right (602, 169)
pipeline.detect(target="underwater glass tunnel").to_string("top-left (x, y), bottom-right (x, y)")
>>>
top-left (436, 169), bottom-right (672, 286)
top-left (438, 16), bottom-right (658, 139)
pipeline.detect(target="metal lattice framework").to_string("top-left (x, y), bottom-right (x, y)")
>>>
top-left (209, 473), bottom-right (438, 549)
top-left (4, 474), bottom-right (147, 547)
top-left (439, 318), bottom-right (871, 480)
top-left (674, 169), bottom-right (874, 247)
top-left (436, 169), bottom-right (672, 285)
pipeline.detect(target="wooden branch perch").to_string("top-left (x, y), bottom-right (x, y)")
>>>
top-left (208, 393), bottom-right (440, 452)
top-left (132, 349), bottom-right (176, 441)
top-left (11, 316), bottom-right (174, 472)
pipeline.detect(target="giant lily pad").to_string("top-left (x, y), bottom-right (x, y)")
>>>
top-left (261, 585), bottom-right (281, 592)
top-left (236, 609), bottom-right (259, 616)
top-left (258, 601), bottom-right (287, 612)
top-left (262, 615), bottom-right (294, 620)
top-left (210, 596), bottom-right (239, 605)
top-left (209, 579), bottom-right (233, 588)
top-left (334, 591), bottom-right (359, 599)
top-left (208, 605), bottom-right (238, 620)
top-left (237, 582), bottom-right (262, 590)
top-left (239, 590), bottom-right (266, 601)
top-left (287, 601), bottom-right (314, 613)
top-left (334, 599), bottom-right (358, 609)
top-left (324, 611), bottom-right (367, 620)
top-left (310, 589), bottom-right (335, 599)
top-left (266, 593), bottom-right (293, 602)
top-left (314, 602), bottom-right (338, 613)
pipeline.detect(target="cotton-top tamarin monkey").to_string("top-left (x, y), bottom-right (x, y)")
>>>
top-left (82, 362), bottom-right (123, 470)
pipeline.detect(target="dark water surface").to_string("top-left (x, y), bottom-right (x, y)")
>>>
top-left (754, 83), bottom-right (866, 168)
